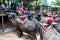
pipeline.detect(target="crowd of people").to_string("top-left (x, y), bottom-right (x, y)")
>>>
top-left (0, 1), bottom-right (60, 40)
top-left (11, 7), bottom-right (60, 40)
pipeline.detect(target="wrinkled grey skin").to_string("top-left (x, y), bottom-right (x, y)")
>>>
top-left (16, 18), bottom-right (43, 40)
top-left (8, 13), bottom-right (43, 40)
top-left (53, 16), bottom-right (60, 33)
top-left (22, 20), bottom-right (35, 31)
top-left (53, 23), bottom-right (60, 33)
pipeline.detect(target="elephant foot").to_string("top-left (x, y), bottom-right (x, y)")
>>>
top-left (18, 33), bottom-right (23, 38)
top-left (18, 35), bottom-right (21, 38)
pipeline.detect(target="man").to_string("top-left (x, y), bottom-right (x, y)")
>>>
top-left (18, 6), bottom-right (24, 15)
top-left (1, 2), bottom-right (5, 10)
top-left (0, 5), bottom-right (3, 14)
top-left (42, 10), bottom-right (48, 17)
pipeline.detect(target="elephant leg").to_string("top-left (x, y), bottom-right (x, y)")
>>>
top-left (31, 33), bottom-right (37, 40)
top-left (36, 26), bottom-right (43, 40)
top-left (28, 32), bottom-right (37, 40)
top-left (39, 28), bottom-right (43, 40)
top-left (17, 28), bottom-right (23, 38)
top-left (16, 23), bottom-right (23, 38)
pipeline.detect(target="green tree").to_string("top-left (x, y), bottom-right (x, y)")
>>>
top-left (30, 0), bottom-right (41, 6)
top-left (55, 2), bottom-right (60, 6)
top-left (53, 0), bottom-right (60, 6)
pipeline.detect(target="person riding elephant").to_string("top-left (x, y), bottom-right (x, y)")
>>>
top-left (40, 16), bottom-right (60, 40)
top-left (18, 7), bottom-right (24, 15)
top-left (42, 10), bottom-right (48, 17)
top-left (15, 13), bottom-right (43, 40)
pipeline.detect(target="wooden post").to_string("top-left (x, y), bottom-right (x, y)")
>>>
top-left (2, 14), bottom-right (4, 31)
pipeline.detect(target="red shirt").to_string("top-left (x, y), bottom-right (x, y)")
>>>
top-left (44, 16), bottom-right (53, 24)
top-left (19, 7), bottom-right (24, 14)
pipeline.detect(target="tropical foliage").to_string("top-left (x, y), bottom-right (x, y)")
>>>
top-left (52, 0), bottom-right (60, 6)
top-left (55, 2), bottom-right (60, 6)
top-left (30, 0), bottom-right (41, 6)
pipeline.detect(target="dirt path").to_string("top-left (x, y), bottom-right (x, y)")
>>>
top-left (0, 31), bottom-right (31, 40)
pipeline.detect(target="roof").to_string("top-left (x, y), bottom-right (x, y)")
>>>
top-left (40, 5), bottom-right (60, 8)
top-left (48, 5), bottom-right (60, 8)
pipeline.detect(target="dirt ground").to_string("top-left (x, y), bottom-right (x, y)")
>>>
top-left (0, 31), bottom-right (32, 40)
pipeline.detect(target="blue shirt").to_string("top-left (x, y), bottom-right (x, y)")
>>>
top-left (1, 4), bottom-right (5, 9)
